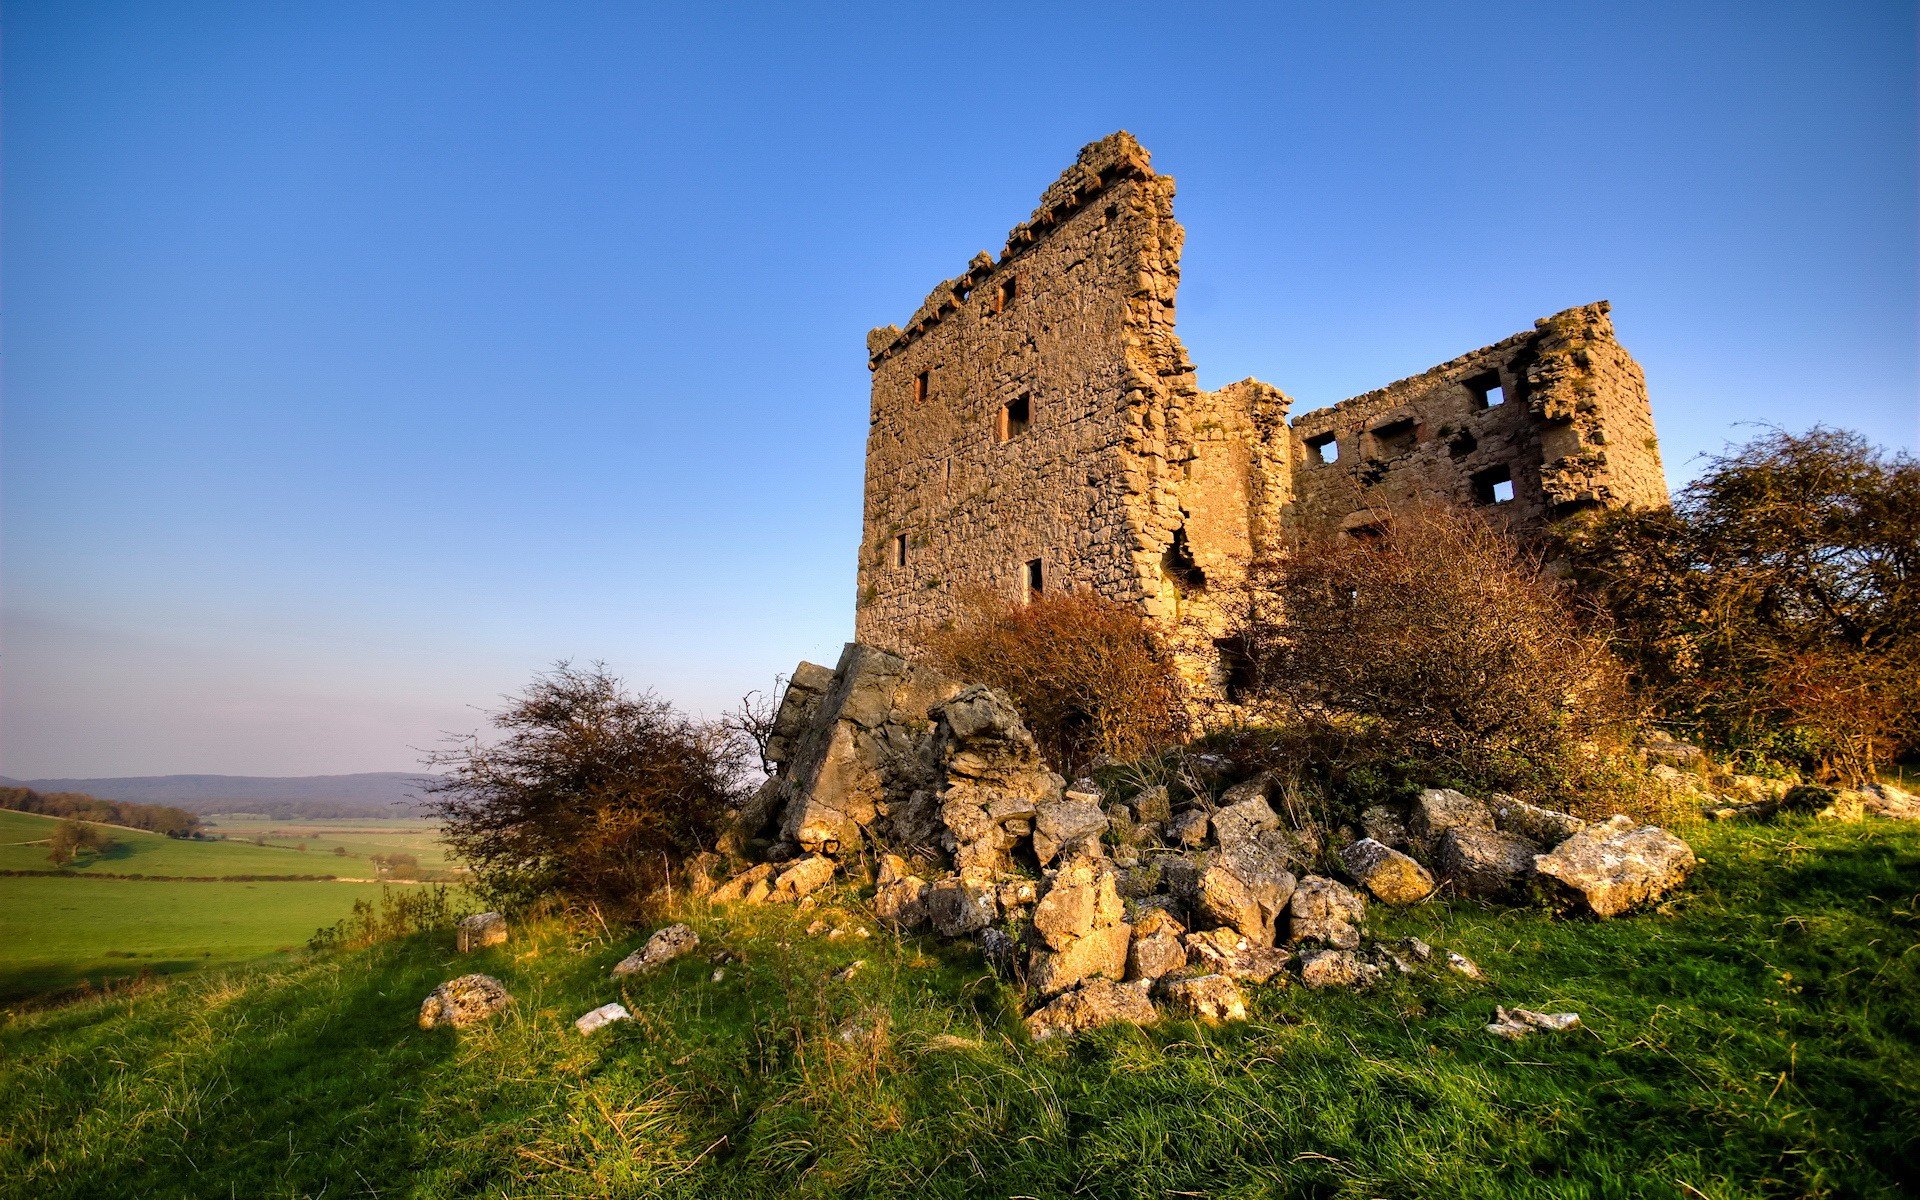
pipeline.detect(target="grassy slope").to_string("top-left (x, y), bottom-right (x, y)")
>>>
top-left (0, 876), bottom-right (394, 1000)
top-left (2, 819), bottom-right (1915, 1200)
top-left (0, 808), bottom-right (353, 877)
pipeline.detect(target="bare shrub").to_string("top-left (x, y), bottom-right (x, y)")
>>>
top-left (308, 885), bottom-right (465, 952)
top-left (1230, 503), bottom-right (1632, 799)
top-left (426, 661), bottom-right (749, 909)
top-left (921, 589), bottom-right (1190, 776)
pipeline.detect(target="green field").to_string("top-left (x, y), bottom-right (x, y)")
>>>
top-left (0, 809), bottom-right (452, 1001)
top-left (199, 815), bottom-right (456, 873)
top-left (0, 817), bottom-right (1914, 1198)
top-left (0, 875), bottom-right (394, 1000)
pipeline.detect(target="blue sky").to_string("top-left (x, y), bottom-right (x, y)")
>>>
top-left (3, 2), bottom-right (1914, 777)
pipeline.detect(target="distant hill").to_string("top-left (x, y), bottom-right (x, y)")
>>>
top-left (0, 773), bottom-right (437, 819)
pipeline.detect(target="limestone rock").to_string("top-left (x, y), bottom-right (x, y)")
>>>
top-left (1486, 1005), bottom-right (1581, 1040)
top-left (933, 686), bottom-right (1065, 873)
top-left (1024, 978), bottom-right (1157, 1041)
top-left (1815, 790), bottom-right (1867, 822)
top-left (925, 876), bottom-right (998, 938)
top-left (1129, 785), bottom-right (1172, 825)
top-left (1032, 794), bottom-right (1108, 866)
top-left (1298, 948), bottom-right (1382, 990)
top-left (681, 851), bottom-right (727, 899)
top-left (455, 912), bottom-right (507, 953)
top-left (612, 923), bottom-right (700, 977)
top-left (574, 1002), bottom-right (632, 1035)
top-left (419, 974), bottom-right (511, 1029)
top-left (1437, 827), bottom-right (1540, 898)
top-left (1338, 838), bottom-right (1434, 906)
top-left (1488, 795), bottom-right (1587, 846)
top-left (1167, 809), bottom-right (1209, 848)
top-left (873, 876), bottom-right (929, 928)
top-left (1865, 782), bottom-right (1920, 820)
top-left (768, 854), bottom-right (836, 902)
top-left (1445, 950), bottom-right (1485, 980)
top-left (1210, 790), bottom-right (1281, 847)
top-left (1411, 788), bottom-right (1493, 855)
top-left (1160, 974), bottom-right (1248, 1022)
top-left (1360, 805), bottom-right (1411, 850)
top-left (1029, 842), bottom-right (1130, 995)
top-left (1183, 927), bottom-right (1291, 983)
top-left (1532, 816), bottom-right (1695, 917)
top-left (711, 863), bottom-right (776, 904)
top-left (1029, 921), bottom-right (1132, 997)
top-left (1286, 875), bottom-right (1367, 948)
top-left (1126, 910), bottom-right (1188, 982)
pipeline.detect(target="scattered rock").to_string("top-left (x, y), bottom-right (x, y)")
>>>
top-left (1159, 974), bottom-right (1248, 1022)
top-left (1411, 788), bottom-right (1493, 855)
top-left (1402, 936), bottom-right (1433, 961)
top-left (833, 960), bottom-right (865, 981)
top-left (1029, 842), bottom-right (1130, 995)
top-left (769, 854), bottom-right (837, 902)
top-left (1445, 950), bottom-right (1485, 980)
top-left (1024, 978), bottom-right (1157, 1041)
top-left (1286, 876), bottom-right (1367, 948)
top-left (1129, 785), bottom-right (1173, 825)
top-left (574, 1002), bottom-right (632, 1035)
top-left (1532, 816), bottom-right (1695, 918)
top-left (455, 912), bottom-right (507, 953)
top-left (1298, 948), bottom-right (1382, 990)
top-left (1486, 1005), bottom-right (1581, 1040)
top-left (1167, 809), bottom-right (1209, 848)
top-left (1125, 910), bottom-right (1188, 982)
top-left (934, 686), bottom-right (1065, 872)
top-left (1360, 805), bottom-right (1411, 850)
top-left (1032, 793), bottom-right (1109, 866)
top-left (1183, 927), bottom-right (1291, 983)
top-left (612, 923), bottom-right (700, 977)
top-left (1865, 782), bottom-right (1920, 820)
top-left (1437, 827), bottom-right (1540, 898)
top-left (418, 974), bottom-right (511, 1029)
top-left (711, 968), bottom-right (726, 982)
top-left (925, 876), bottom-right (998, 938)
top-left (711, 863), bottom-right (776, 904)
top-left (1814, 790), bottom-right (1867, 822)
top-left (1339, 838), bottom-right (1435, 906)
top-left (1210, 789), bottom-right (1281, 846)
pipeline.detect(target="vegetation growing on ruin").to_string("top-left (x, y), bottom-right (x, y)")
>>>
top-left (3, 816), bottom-right (1914, 1200)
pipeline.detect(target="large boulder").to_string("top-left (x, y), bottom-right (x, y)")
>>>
top-left (612, 923), bottom-right (700, 977)
top-left (1032, 792), bottom-right (1108, 866)
top-left (1488, 795), bottom-right (1587, 846)
top-left (1338, 838), bottom-right (1434, 906)
top-left (455, 912), bottom-right (507, 953)
top-left (419, 974), bottom-right (511, 1029)
top-left (1437, 828), bottom-right (1540, 898)
top-left (1125, 910), bottom-right (1188, 982)
top-left (1286, 876), bottom-right (1367, 948)
top-left (1190, 840), bottom-right (1297, 944)
top-left (1411, 788), bottom-right (1493, 856)
top-left (1029, 842), bottom-right (1130, 995)
top-left (1024, 978), bottom-right (1157, 1041)
top-left (1533, 816), bottom-right (1695, 917)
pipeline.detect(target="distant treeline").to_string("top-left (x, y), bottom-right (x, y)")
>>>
top-left (0, 786), bottom-right (204, 838)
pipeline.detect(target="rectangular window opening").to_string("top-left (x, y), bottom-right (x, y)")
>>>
top-left (1306, 432), bottom-right (1340, 465)
top-left (1467, 372), bottom-right (1505, 409)
top-left (1370, 418), bottom-right (1418, 457)
top-left (1472, 464), bottom-right (1515, 505)
top-left (997, 394), bottom-right (1031, 442)
top-left (893, 534), bottom-right (908, 568)
top-left (1023, 558), bottom-right (1044, 601)
top-left (913, 370), bottom-right (929, 403)
top-left (996, 277), bottom-right (1017, 313)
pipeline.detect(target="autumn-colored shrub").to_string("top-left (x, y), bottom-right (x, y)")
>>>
top-left (922, 589), bottom-right (1190, 776)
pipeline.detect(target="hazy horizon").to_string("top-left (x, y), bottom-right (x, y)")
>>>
top-left (4, 3), bottom-right (1915, 778)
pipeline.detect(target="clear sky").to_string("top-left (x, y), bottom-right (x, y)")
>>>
top-left (3, 2), bottom-right (1915, 778)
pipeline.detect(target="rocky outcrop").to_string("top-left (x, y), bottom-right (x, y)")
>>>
top-left (1339, 838), bottom-right (1435, 906)
top-left (612, 923), bottom-right (700, 977)
top-left (1024, 978), bottom-right (1157, 1040)
top-left (1533, 816), bottom-right (1695, 917)
top-left (934, 687), bottom-right (1066, 872)
top-left (419, 974), bottom-right (511, 1029)
top-left (456, 911), bottom-right (507, 952)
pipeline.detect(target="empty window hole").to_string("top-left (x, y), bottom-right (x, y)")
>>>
top-left (1467, 372), bottom-right (1505, 408)
top-left (998, 394), bottom-right (1031, 441)
top-left (1023, 558), bottom-right (1044, 600)
top-left (1472, 464), bottom-right (1515, 505)
top-left (893, 534), bottom-right (907, 568)
top-left (914, 370), bottom-right (929, 403)
top-left (1306, 433), bottom-right (1340, 464)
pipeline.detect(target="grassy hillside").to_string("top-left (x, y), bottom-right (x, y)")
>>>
top-left (0, 808), bottom-right (352, 877)
top-left (1, 818), bottom-right (1914, 1199)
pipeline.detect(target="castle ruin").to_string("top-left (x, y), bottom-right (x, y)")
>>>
top-left (855, 132), bottom-right (1669, 693)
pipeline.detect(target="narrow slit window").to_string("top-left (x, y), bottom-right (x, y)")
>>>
top-left (1023, 558), bottom-right (1044, 600)
top-left (1472, 464), bottom-right (1515, 505)
top-left (1467, 372), bottom-right (1505, 409)
top-left (1306, 433), bottom-right (1340, 465)
top-left (996, 277), bottom-right (1017, 313)
top-left (913, 370), bottom-right (929, 403)
top-left (997, 394), bottom-right (1031, 442)
top-left (893, 534), bottom-right (907, 568)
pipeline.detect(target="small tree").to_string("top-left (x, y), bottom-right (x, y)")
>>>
top-left (922, 589), bottom-right (1190, 776)
top-left (1231, 504), bottom-right (1631, 798)
top-left (46, 819), bottom-right (105, 867)
top-left (426, 661), bottom-right (747, 909)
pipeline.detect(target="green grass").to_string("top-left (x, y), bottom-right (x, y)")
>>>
top-left (0, 875), bottom-right (395, 1001)
top-left (1, 819), bottom-right (1915, 1198)
top-left (199, 815), bottom-right (456, 872)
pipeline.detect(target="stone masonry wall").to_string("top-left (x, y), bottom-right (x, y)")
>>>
top-left (856, 133), bottom-right (1669, 700)
top-left (1287, 302), bottom-right (1668, 540)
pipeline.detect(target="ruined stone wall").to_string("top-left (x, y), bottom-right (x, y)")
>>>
top-left (855, 133), bottom-right (1281, 691)
top-left (1287, 302), bottom-right (1668, 541)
